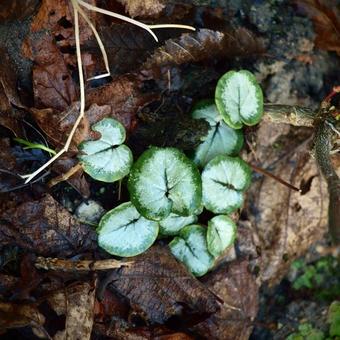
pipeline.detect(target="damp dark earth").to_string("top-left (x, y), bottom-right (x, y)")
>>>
top-left (0, 1), bottom-right (339, 339)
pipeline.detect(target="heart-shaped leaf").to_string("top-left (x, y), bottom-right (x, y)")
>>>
top-left (207, 215), bottom-right (237, 257)
top-left (128, 147), bottom-right (202, 221)
top-left (79, 118), bottom-right (133, 182)
top-left (97, 202), bottom-right (159, 257)
top-left (192, 100), bottom-right (243, 167)
top-left (215, 70), bottom-right (263, 129)
top-left (202, 155), bottom-right (251, 214)
top-left (159, 213), bottom-right (197, 236)
top-left (169, 224), bottom-right (214, 277)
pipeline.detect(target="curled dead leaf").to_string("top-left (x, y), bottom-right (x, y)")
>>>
top-left (142, 28), bottom-right (264, 73)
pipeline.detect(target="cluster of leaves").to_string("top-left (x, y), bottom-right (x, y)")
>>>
top-left (291, 256), bottom-right (340, 301)
top-left (78, 69), bottom-right (263, 276)
top-left (287, 301), bottom-right (340, 340)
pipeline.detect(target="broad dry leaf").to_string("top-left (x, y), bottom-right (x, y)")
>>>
top-left (102, 245), bottom-right (220, 324)
top-left (192, 260), bottom-right (259, 340)
top-left (118, 0), bottom-right (165, 18)
top-left (244, 121), bottom-right (328, 286)
top-left (0, 0), bottom-right (40, 23)
top-left (0, 49), bottom-right (25, 136)
top-left (28, 34), bottom-right (78, 112)
top-left (0, 194), bottom-right (97, 256)
top-left (53, 282), bottom-right (96, 340)
top-left (86, 74), bottom-right (158, 131)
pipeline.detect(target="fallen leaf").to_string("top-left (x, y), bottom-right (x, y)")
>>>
top-left (86, 74), bottom-right (158, 131)
top-left (0, 194), bottom-right (97, 256)
top-left (28, 34), bottom-right (78, 112)
top-left (142, 28), bottom-right (264, 73)
top-left (118, 0), bottom-right (165, 18)
top-left (0, 274), bottom-right (19, 297)
top-left (0, 301), bottom-right (47, 337)
top-left (31, 103), bottom-right (110, 150)
top-left (53, 282), bottom-right (96, 340)
top-left (297, 0), bottom-right (340, 55)
top-left (0, 0), bottom-right (40, 23)
top-left (0, 138), bottom-right (23, 193)
top-left (0, 49), bottom-right (25, 136)
top-left (86, 23), bottom-right (157, 76)
top-left (101, 245), bottom-right (220, 324)
top-left (192, 260), bottom-right (259, 340)
top-left (244, 121), bottom-right (328, 285)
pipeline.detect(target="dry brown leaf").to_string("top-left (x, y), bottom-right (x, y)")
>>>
top-left (0, 0), bottom-right (40, 23)
top-left (0, 194), bottom-right (97, 256)
top-left (31, 103), bottom-right (110, 150)
top-left (101, 245), bottom-right (220, 324)
top-left (53, 282), bottom-right (96, 340)
top-left (0, 301), bottom-right (47, 336)
top-left (244, 121), bottom-right (328, 286)
top-left (0, 49), bottom-right (25, 136)
top-left (142, 28), bottom-right (264, 73)
top-left (86, 74), bottom-right (158, 131)
top-left (28, 34), bottom-right (78, 112)
top-left (192, 260), bottom-right (259, 340)
top-left (118, 0), bottom-right (165, 18)
top-left (297, 0), bottom-right (340, 55)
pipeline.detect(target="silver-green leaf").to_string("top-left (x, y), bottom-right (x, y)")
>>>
top-left (202, 155), bottom-right (251, 214)
top-left (79, 118), bottom-right (133, 182)
top-left (215, 70), bottom-right (263, 129)
top-left (128, 147), bottom-right (202, 221)
top-left (169, 224), bottom-right (214, 277)
top-left (207, 215), bottom-right (237, 257)
top-left (159, 213), bottom-right (197, 236)
top-left (97, 202), bottom-right (159, 257)
top-left (192, 100), bottom-right (243, 167)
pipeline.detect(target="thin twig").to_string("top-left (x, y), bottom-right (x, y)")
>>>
top-left (48, 162), bottom-right (83, 188)
top-left (250, 163), bottom-right (302, 193)
top-left (35, 257), bottom-right (133, 272)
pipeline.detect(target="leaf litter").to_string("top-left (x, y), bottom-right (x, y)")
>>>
top-left (0, 0), bottom-right (338, 338)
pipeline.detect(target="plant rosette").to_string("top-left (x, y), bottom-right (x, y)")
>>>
top-left (97, 202), bottom-right (159, 257)
top-left (192, 100), bottom-right (243, 167)
top-left (202, 155), bottom-right (251, 214)
top-left (128, 147), bottom-right (202, 221)
top-left (207, 215), bottom-right (237, 257)
top-left (78, 118), bottom-right (133, 182)
top-left (215, 70), bottom-right (263, 129)
top-left (169, 224), bottom-right (214, 277)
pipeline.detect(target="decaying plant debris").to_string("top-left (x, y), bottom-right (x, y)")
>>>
top-left (0, 0), bottom-right (339, 339)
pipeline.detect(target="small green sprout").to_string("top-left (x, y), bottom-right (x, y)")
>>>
top-left (14, 138), bottom-right (56, 156)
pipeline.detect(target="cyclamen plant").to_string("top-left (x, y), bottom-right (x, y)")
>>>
top-left (79, 69), bottom-right (264, 277)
